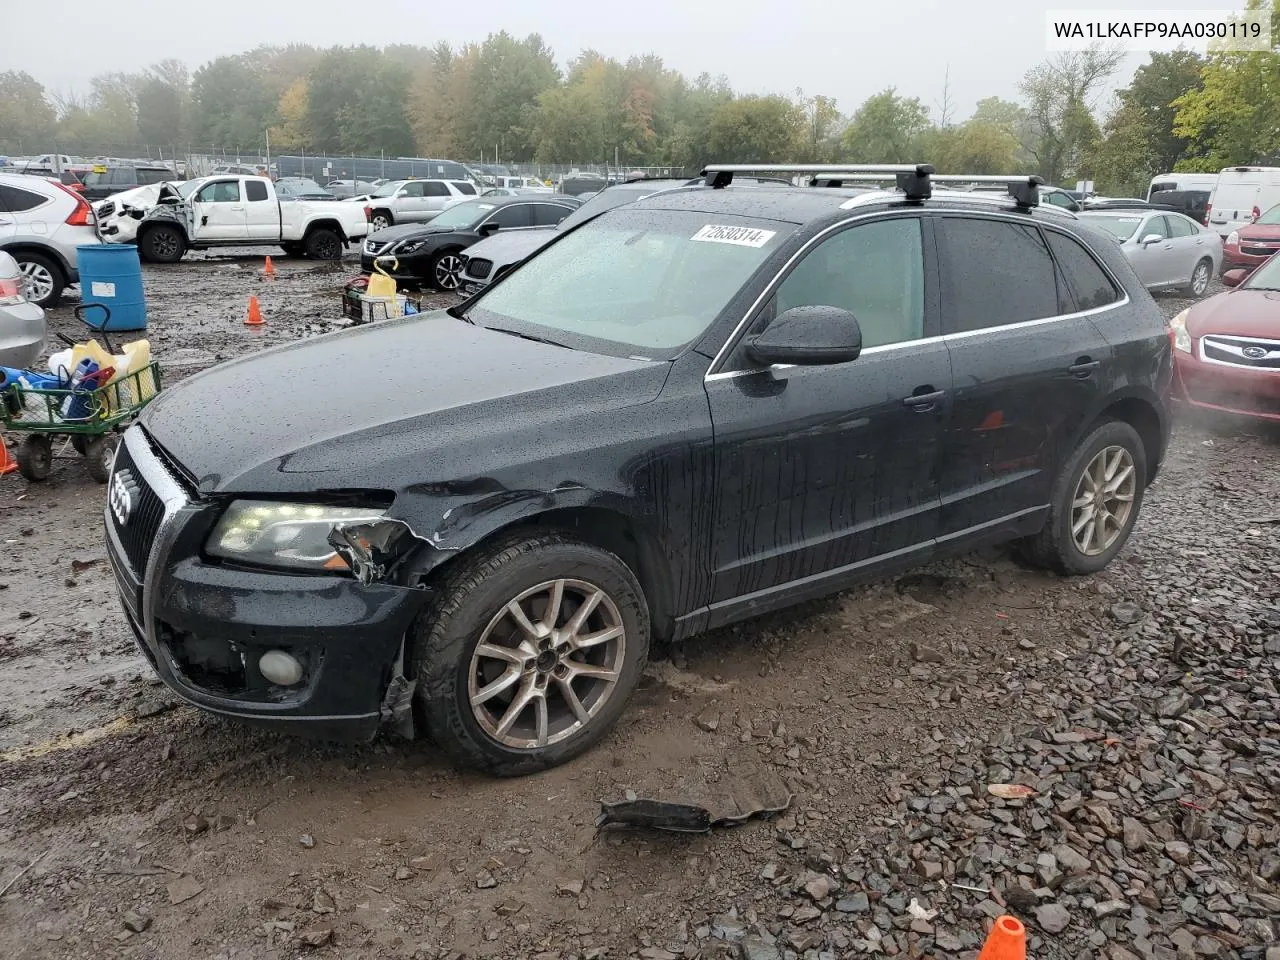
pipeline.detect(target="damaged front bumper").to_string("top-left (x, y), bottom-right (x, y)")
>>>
top-left (105, 428), bottom-right (428, 741)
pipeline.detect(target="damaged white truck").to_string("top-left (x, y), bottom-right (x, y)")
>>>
top-left (127, 175), bottom-right (369, 262)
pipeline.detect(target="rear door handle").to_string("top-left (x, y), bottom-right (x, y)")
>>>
top-left (1069, 359), bottom-right (1100, 378)
top-left (903, 388), bottom-right (946, 411)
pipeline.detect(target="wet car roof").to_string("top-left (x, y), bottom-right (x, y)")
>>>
top-left (632, 187), bottom-right (867, 224)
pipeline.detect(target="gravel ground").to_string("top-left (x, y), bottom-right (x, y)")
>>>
top-left (1, 263), bottom-right (1277, 960)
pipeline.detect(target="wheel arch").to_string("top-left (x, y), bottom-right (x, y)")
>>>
top-left (407, 503), bottom-right (677, 643)
top-left (137, 219), bottom-right (189, 246)
top-left (1081, 390), bottom-right (1168, 484)
top-left (303, 218), bottom-right (346, 243)
top-left (1, 242), bottom-right (71, 282)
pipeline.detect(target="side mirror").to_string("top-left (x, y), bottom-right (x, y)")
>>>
top-left (478, 222), bottom-right (499, 236)
top-left (745, 305), bottom-right (862, 367)
top-left (1222, 268), bottom-right (1248, 287)
top-left (1140, 233), bottom-right (1163, 246)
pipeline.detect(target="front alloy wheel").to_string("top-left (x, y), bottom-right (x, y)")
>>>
top-left (413, 532), bottom-right (650, 775)
top-left (433, 253), bottom-right (464, 290)
top-left (1070, 445), bottom-right (1136, 556)
top-left (469, 578), bottom-right (627, 749)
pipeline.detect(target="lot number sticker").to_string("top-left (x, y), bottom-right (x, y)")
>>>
top-left (691, 224), bottom-right (776, 248)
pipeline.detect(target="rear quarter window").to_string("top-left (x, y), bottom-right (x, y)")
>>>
top-left (452, 181), bottom-right (477, 195)
top-left (1046, 231), bottom-right (1120, 311)
top-left (0, 184), bottom-right (49, 212)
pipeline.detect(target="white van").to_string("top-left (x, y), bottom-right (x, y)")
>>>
top-left (1148, 172), bottom-right (1219, 200)
top-left (1206, 166), bottom-right (1280, 239)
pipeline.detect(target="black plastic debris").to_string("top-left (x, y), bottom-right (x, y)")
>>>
top-left (595, 768), bottom-right (793, 833)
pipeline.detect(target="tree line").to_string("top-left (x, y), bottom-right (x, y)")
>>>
top-left (0, 0), bottom-right (1275, 195)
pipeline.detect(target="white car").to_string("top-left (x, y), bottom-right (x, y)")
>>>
top-left (364, 179), bottom-right (479, 230)
top-left (0, 172), bottom-right (103, 307)
top-left (95, 181), bottom-right (193, 245)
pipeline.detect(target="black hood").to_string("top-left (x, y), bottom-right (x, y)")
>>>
top-left (140, 312), bottom-right (667, 495)
top-left (367, 222), bottom-right (467, 243)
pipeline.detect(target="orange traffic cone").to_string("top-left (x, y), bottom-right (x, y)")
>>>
top-left (263, 256), bottom-right (275, 278)
top-left (977, 915), bottom-right (1026, 960)
top-left (245, 295), bottom-right (264, 326)
top-left (1, 435), bottom-right (16, 476)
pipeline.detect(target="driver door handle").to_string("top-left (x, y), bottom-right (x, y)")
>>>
top-left (903, 387), bottom-right (946, 411)
top-left (1069, 359), bottom-right (1100, 378)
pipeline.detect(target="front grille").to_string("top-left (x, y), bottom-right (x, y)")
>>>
top-left (1201, 335), bottom-right (1280, 370)
top-left (110, 441), bottom-right (166, 576)
top-left (97, 201), bottom-right (115, 218)
top-left (1240, 243), bottom-right (1280, 257)
top-left (465, 258), bottom-right (493, 279)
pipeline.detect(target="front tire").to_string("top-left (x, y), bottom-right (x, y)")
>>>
top-left (1020, 419), bottom-right (1147, 575)
top-left (139, 225), bottom-right (185, 264)
top-left (304, 228), bottom-right (341, 260)
top-left (412, 533), bottom-right (650, 776)
top-left (1185, 257), bottom-right (1212, 297)
top-left (370, 210), bottom-right (393, 231)
top-left (431, 250), bottom-right (465, 290)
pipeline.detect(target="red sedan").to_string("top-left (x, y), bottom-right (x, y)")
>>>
top-left (1222, 203), bottom-right (1280, 273)
top-left (1170, 253), bottom-right (1280, 420)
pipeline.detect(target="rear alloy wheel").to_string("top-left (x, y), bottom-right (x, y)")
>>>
top-left (304, 228), bottom-right (341, 260)
top-left (1186, 257), bottom-right (1212, 297)
top-left (15, 252), bottom-right (63, 308)
top-left (414, 533), bottom-right (649, 775)
top-left (1020, 419), bottom-right (1147, 575)
top-left (432, 251), bottom-right (464, 290)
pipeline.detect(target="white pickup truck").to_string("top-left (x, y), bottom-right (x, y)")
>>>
top-left (132, 175), bottom-right (369, 263)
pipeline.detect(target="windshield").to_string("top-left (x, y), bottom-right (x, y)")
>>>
top-left (467, 208), bottom-right (788, 358)
top-left (556, 185), bottom-right (681, 232)
top-left (1245, 253), bottom-right (1280, 289)
top-left (372, 180), bottom-right (405, 198)
top-left (429, 200), bottom-right (495, 229)
top-left (1087, 215), bottom-right (1143, 240)
top-left (1257, 204), bottom-right (1280, 225)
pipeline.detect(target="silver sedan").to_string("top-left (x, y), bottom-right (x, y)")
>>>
top-left (0, 250), bottom-right (47, 368)
top-left (1080, 209), bottom-right (1222, 297)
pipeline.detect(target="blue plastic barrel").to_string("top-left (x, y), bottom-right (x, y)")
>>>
top-left (75, 244), bottom-right (147, 331)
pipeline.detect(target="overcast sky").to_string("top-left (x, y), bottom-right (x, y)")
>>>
top-left (9, 0), bottom-right (1247, 119)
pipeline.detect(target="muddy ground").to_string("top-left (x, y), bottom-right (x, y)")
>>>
top-left (1, 257), bottom-right (1277, 960)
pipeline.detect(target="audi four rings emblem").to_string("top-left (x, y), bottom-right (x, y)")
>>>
top-left (1242, 345), bottom-right (1267, 360)
top-left (109, 469), bottom-right (139, 527)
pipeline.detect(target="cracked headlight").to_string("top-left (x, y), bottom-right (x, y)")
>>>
top-left (207, 500), bottom-right (385, 572)
top-left (1168, 308), bottom-right (1192, 354)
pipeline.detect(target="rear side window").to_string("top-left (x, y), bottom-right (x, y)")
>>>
top-left (486, 204), bottom-right (531, 229)
top-left (0, 184), bottom-right (49, 212)
top-left (452, 181), bottom-right (477, 196)
top-left (1046, 231), bottom-right (1120, 312)
top-left (245, 180), bottom-right (269, 201)
top-left (532, 203), bottom-right (571, 226)
top-left (424, 182), bottom-right (449, 197)
top-left (937, 218), bottom-right (1059, 332)
top-left (138, 169), bottom-right (171, 185)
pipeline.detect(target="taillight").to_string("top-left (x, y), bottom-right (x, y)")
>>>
top-left (1252, 206), bottom-right (1261, 222)
top-left (1204, 202), bottom-right (1211, 225)
top-left (0, 277), bottom-right (22, 305)
top-left (51, 180), bottom-right (94, 226)
top-left (364, 205), bottom-right (372, 221)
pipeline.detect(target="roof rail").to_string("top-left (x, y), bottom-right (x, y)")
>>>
top-left (700, 163), bottom-right (936, 200)
top-left (803, 170), bottom-right (1047, 209)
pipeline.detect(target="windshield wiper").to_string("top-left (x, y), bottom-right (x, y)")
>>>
top-left (482, 325), bottom-right (573, 350)
top-left (446, 305), bottom-right (474, 324)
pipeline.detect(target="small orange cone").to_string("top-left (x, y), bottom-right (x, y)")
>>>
top-left (245, 295), bottom-right (264, 326)
top-left (977, 915), bottom-right (1026, 960)
top-left (1, 436), bottom-right (16, 476)
top-left (263, 256), bottom-right (275, 278)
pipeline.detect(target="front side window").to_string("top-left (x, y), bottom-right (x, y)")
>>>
top-left (774, 217), bottom-right (924, 349)
top-left (401, 182), bottom-right (426, 198)
top-left (1046, 231), bottom-right (1120, 312)
top-left (469, 209), bottom-right (788, 358)
top-left (196, 180), bottom-right (242, 203)
top-left (1143, 216), bottom-right (1170, 240)
top-left (1165, 215), bottom-right (1195, 238)
top-left (937, 217), bottom-right (1058, 333)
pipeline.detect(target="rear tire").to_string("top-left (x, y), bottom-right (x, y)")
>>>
top-left (1185, 257), bottom-right (1212, 297)
top-left (139, 225), bottom-right (185, 264)
top-left (16, 435), bottom-right (52, 481)
top-left (304, 228), bottom-right (341, 260)
top-left (1020, 419), bottom-right (1146, 575)
top-left (412, 532), bottom-right (650, 776)
top-left (13, 251), bottom-right (64, 308)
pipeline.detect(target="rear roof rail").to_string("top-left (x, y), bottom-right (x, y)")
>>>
top-left (699, 164), bottom-right (1046, 208)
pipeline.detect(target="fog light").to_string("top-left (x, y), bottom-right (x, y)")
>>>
top-left (258, 650), bottom-right (304, 686)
